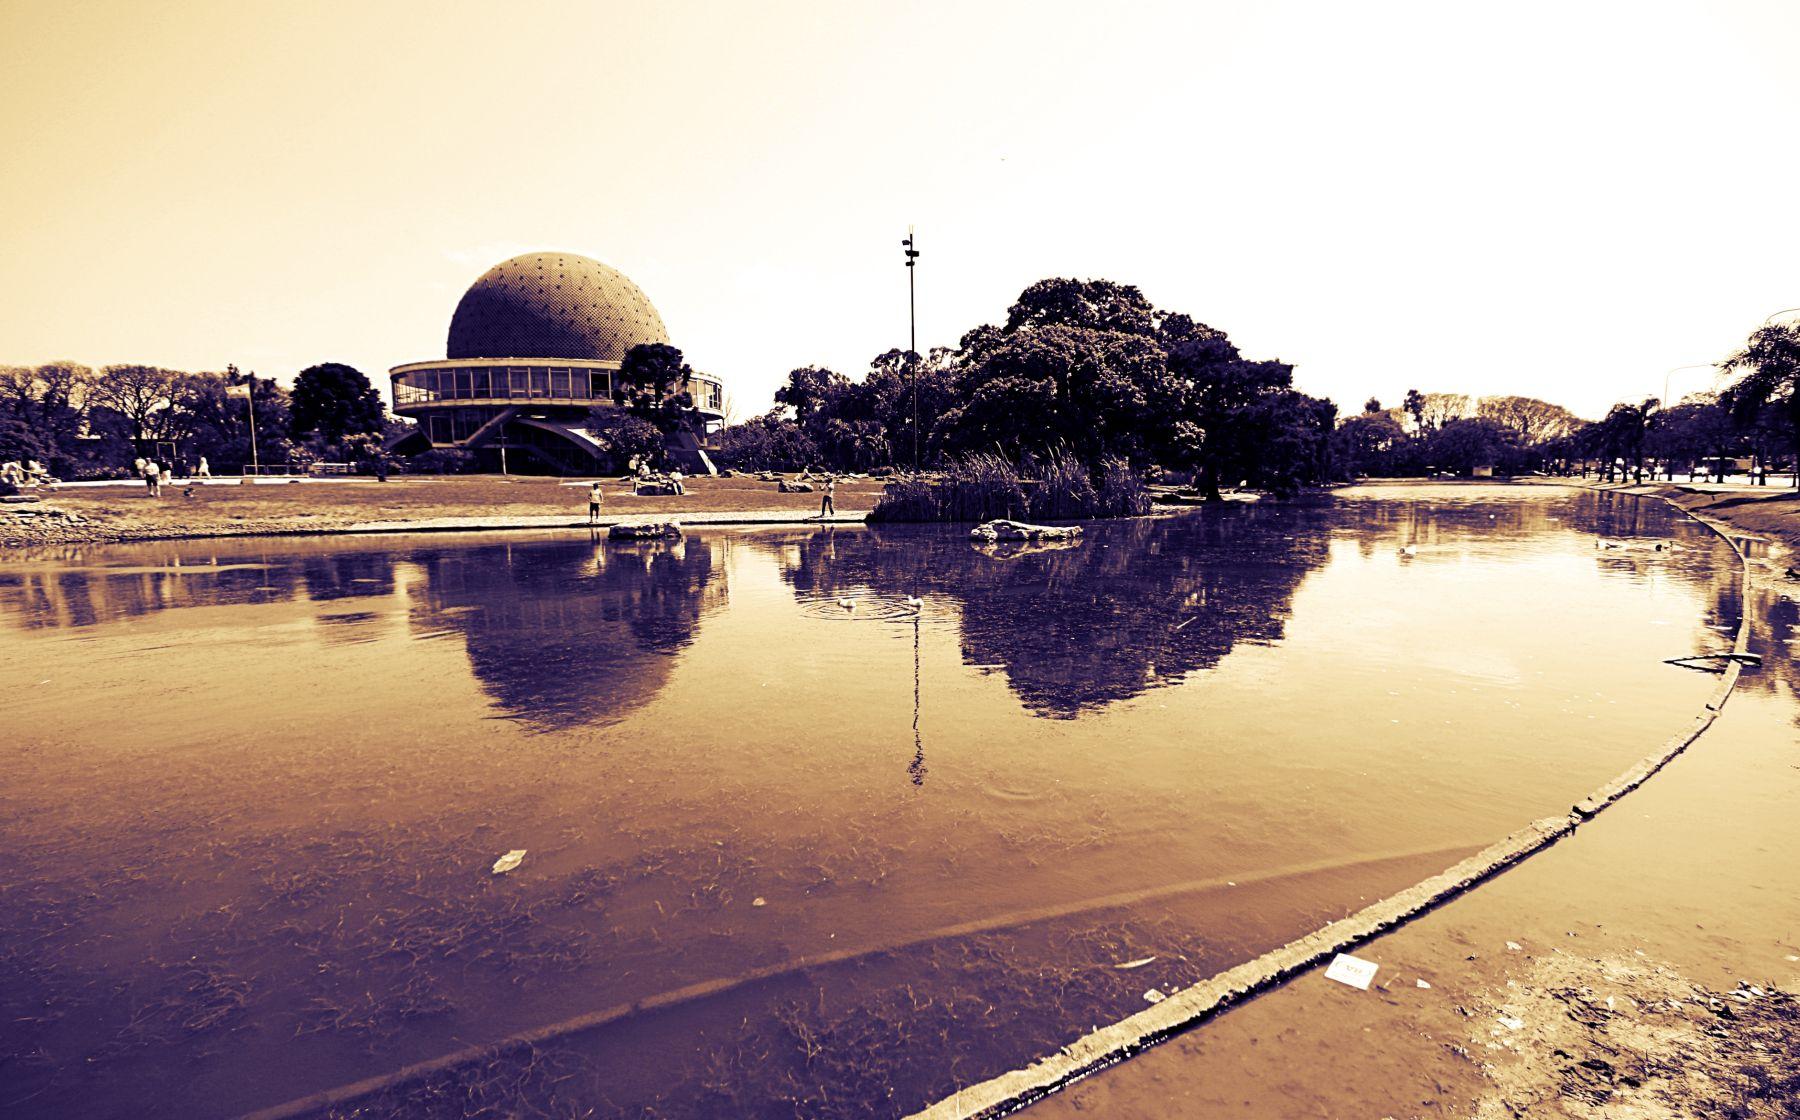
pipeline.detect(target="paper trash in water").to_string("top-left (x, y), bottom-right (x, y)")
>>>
top-left (1324, 953), bottom-right (1379, 990)
top-left (491, 849), bottom-right (527, 875)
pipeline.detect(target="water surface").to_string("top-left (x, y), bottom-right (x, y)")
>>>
top-left (0, 485), bottom-right (1743, 1118)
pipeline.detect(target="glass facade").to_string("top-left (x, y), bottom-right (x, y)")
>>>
top-left (394, 364), bottom-right (623, 407)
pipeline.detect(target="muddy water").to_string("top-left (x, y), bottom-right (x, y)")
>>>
top-left (0, 486), bottom-right (1743, 1118)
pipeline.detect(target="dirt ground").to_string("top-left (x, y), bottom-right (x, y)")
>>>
top-left (0, 473), bottom-right (887, 550)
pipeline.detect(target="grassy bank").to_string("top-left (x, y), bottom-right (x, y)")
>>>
top-left (868, 454), bottom-right (1152, 523)
top-left (0, 474), bottom-right (887, 551)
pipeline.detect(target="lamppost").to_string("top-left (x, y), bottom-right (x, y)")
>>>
top-left (902, 226), bottom-right (920, 472)
top-left (1662, 363), bottom-right (1717, 409)
top-left (1658, 363), bottom-right (1719, 481)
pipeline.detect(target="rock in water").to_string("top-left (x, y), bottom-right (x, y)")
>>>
top-left (608, 521), bottom-right (682, 540)
top-left (970, 519), bottom-right (1084, 543)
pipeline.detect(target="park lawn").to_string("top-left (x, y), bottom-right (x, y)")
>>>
top-left (43, 474), bottom-right (887, 537)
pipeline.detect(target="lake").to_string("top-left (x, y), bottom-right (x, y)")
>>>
top-left (0, 485), bottom-right (1747, 1118)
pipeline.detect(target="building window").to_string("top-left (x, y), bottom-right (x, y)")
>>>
top-left (589, 371), bottom-right (611, 399)
top-left (509, 367), bottom-right (530, 397)
top-left (529, 367), bottom-right (549, 398)
top-left (550, 368), bottom-right (571, 399)
top-left (471, 368), bottom-right (491, 398)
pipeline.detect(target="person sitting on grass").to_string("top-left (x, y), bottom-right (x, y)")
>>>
top-left (669, 469), bottom-right (685, 495)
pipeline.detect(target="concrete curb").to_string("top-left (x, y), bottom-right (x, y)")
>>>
top-left (904, 487), bottom-right (1756, 1120)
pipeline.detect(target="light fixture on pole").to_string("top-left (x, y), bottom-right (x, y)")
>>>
top-left (902, 226), bottom-right (920, 473)
top-left (1662, 363), bottom-right (1717, 408)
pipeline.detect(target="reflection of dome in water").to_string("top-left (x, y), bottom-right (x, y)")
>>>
top-left (446, 251), bottom-right (669, 362)
top-left (410, 539), bottom-right (720, 729)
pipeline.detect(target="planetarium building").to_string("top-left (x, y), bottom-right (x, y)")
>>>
top-left (389, 252), bottom-right (724, 473)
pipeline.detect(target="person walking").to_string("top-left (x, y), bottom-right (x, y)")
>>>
top-left (819, 474), bottom-right (836, 518)
top-left (587, 480), bottom-right (604, 524)
top-left (197, 456), bottom-right (211, 479)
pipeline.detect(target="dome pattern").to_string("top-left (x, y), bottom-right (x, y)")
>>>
top-left (446, 252), bottom-right (669, 362)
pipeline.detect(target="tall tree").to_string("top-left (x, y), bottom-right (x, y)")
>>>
top-left (1402, 388), bottom-right (1426, 432)
top-left (773, 366), bottom-right (849, 421)
top-left (1474, 395), bottom-right (1581, 445)
top-left (290, 363), bottom-right (383, 447)
top-left (615, 343), bottom-right (693, 430)
top-left (91, 364), bottom-right (183, 446)
top-left (1719, 322), bottom-right (1800, 488)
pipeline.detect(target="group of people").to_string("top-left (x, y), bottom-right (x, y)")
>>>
top-left (0, 459), bottom-right (52, 488)
top-left (631, 461), bottom-right (686, 495)
top-left (134, 456), bottom-right (209, 497)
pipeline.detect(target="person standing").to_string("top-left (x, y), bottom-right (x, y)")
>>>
top-left (143, 458), bottom-right (161, 497)
top-left (587, 480), bottom-right (604, 524)
top-left (197, 456), bottom-right (211, 479)
top-left (819, 475), bottom-right (836, 518)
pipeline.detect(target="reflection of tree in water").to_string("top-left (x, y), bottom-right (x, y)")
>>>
top-left (0, 554), bottom-right (300, 631)
top-left (408, 536), bottom-right (724, 730)
top-left (766, 510), bottom-right (1332, 718)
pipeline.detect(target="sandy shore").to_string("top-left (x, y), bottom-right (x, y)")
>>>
top-left (0, 474), bottom-right (887, 551)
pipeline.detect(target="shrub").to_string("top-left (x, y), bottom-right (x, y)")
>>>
top-left (1094, 456), bottom-right (1152, 516)
top-left (406, 448), bottom-right (476, 474)
top-left (868, 453), bottom-right (1026, 523)
top-left (1027, 452), bottom-right (1098, 520)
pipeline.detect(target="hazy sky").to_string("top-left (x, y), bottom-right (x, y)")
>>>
top-left (3, 0), bottom-right (1797, 420)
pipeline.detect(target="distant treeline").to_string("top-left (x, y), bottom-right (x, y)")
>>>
top-left (0, 361), bottom-right (393, 479)
top-left (1340, 313), bottom-right (1800, 484)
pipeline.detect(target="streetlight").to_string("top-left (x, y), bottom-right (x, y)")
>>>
top-left (902, 226), bottom-right (920, 472)
top-left (1662, 363), bottom-right (1717, 408)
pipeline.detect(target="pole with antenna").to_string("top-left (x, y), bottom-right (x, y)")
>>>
top-left (903, 226), bottom-right (920, 473)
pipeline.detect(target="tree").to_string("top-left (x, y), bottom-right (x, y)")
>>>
top-left (1403, 388), bottom-right (1426, 432)
top-left (616, 343), bottom-right (692, 430)
top-left (174, 366), bottom-right (294, 472)
top-left (585, 407), bottom-right (666, 470)
top-left (1364, 397), bottom-right (1383, 414)
top-left (1332, 410), bottom-right (1406, 477)
top-left (1161, 333), bottom-right (1297, 497)
top-left (1647, 394), bottom-right (1736, 482)
top-left (714, 410), bottom-right (819, 471)
top-left (290, 363), bottom-right (383, 448)
top-left (1474, 395), bottom-right (1581, 446)
top-left (940, 323), bottom-right (1164, 465)
top-left (1719, 322), bottom-right (1800, 488)
top-left (91, 364), bottom-right (183, 446)
top-left (1594, 399), bottom-right (1658, 481)
top-left (1003, 278), bottom-right (1157, 336)
top-left (0, 361), bottom-right (92, 474)
top-left (773, 366), bottom-right (848, 421)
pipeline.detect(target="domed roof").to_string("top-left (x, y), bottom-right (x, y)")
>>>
top-left (446, 251), bottom-right (669, 362)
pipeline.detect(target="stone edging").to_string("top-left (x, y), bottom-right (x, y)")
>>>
top-left (903, 489), bottom-right (1754, 1120)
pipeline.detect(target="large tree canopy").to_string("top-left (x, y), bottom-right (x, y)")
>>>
top-left (290, 363), bottom-right (383, 447)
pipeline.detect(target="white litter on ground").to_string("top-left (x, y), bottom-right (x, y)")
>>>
top-left (1325, 953), bottom-right (1380, 991)
top-left (491, 849), bottom-right (527, 875)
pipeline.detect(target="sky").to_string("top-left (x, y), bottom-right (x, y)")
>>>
top-left (3, 0), bottom-right (1797, 421)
